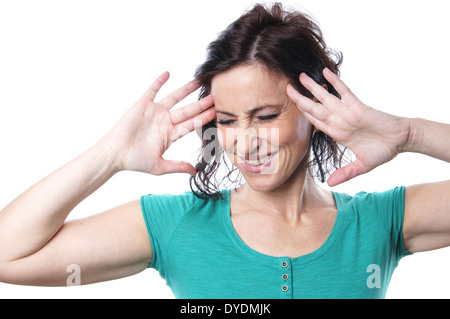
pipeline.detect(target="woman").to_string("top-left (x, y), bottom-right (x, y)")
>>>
top-left (0, 3), bottom-right (449, 298)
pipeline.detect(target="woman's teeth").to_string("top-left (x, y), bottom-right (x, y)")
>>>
top-left (245, 155), bottom-right (272, 166)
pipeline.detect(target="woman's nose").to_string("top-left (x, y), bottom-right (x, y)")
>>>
top-left (235, 127), bottom-right (260, 158)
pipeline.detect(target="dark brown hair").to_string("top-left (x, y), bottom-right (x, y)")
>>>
top-left (190, 2), bottom-right (346, 199)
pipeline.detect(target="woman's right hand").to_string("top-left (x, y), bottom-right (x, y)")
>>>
top-left (102, 71), bottom-right (215, 176)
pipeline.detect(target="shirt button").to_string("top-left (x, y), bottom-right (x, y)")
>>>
top-left (281, 260), bottom-right (288, 268)
top-left (282, 285), bottom-right (289, 292)
top-left (282, 274), bottom-right (289, 281)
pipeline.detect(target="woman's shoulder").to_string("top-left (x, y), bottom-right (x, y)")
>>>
top-left (333, 186), bottom-right (405, 209)
top-left (140, 188), bottom-right (230, 215)
top-left (333, 186), bottom-right (406, 233)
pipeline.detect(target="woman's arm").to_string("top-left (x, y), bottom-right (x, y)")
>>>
top-left (0, 140), bottom-right (117, 265)
top-left (0, 72), bottom-right (215, 285)
top-left (287, 68), bottom-right (450, 253)
top-left (401, 118), bottom-right (450, 253)
top-left (0, 141), bottom-right (152, 286)
top-left (403, 118), bottom-right (450, 162)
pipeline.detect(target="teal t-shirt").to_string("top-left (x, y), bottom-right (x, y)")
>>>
top-left (140, 186), bottom-right (411, 299)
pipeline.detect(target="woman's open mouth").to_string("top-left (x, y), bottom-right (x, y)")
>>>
top-left (238, 152), bottom-right (278, 174)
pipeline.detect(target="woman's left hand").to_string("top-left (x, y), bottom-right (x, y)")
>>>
top-left (286, 68), bottom-right (411, 187)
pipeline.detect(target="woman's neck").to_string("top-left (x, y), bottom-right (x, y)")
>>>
top-left (235, 168), bottom-right (333, 223)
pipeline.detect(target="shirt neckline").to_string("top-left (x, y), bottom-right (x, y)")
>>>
top-left (220, 188), bottom-right (345, 264)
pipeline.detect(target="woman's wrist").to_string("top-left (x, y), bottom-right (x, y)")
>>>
top-left (93, 136), bottom-right (126, 175)
top-left (397, 117), bottom-right (419, 154)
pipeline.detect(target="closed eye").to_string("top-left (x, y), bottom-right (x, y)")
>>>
top-left (217, 114), bottom-right (279, 125)
top-left (257, 114), bottom-right (279, 121)
top-left (216, 119), bottom-right (236, 126)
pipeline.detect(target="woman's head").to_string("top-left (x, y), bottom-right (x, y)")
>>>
top-left (190, 2), bottom-right (346, 198)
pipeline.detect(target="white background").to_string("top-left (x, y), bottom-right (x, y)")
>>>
top-left (0, 0), bottom-right (449, 299)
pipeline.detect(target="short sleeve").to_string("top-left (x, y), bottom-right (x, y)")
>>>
top-left (139, 192), bottom-right (198, 277)
top-left (364, 186), bottom-right (412, 261)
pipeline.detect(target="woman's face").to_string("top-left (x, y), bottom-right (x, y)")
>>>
top-left (211, 63), bottom-right (312, 191)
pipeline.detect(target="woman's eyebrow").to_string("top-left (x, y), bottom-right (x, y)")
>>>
top-left (215, 110), bottom-right (236, 116)
top-left (215, 104), bottom-right (282, 116)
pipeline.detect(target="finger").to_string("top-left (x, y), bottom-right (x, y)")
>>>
top-left (159, 79), bottom-right (201, 109)
top-left (170, 95), bottom-right (214, 125)
top-left (322, 68), bottom-right (361, 105)
top-left (171, 106), bottom-right (216, 141)
top-left (300, 109), bottom-right (331, 134)
top-left (299, 72), bottom-right (340, 109)
top-left (286, 84), bottom-right (329, 121)
top-left (159, 159), bottom-right (197, 176)
top-left (142, 71), bottom-right (170, 101)
top-left (327, 159), bottom-right (366, 187)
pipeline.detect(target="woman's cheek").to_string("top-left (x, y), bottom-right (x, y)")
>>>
top-left (217, 127), bottom-right (234, 157)
top-left (297, 115), bottom-right (313, 137)
top-left (283, 116), bottom-right (312, 144)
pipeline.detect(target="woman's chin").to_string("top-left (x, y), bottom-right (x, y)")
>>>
top-left (239, 170), bottom-right (283, 192)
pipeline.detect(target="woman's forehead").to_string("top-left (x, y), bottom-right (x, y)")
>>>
top-left (211, 64), bottom-right (289, 113)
